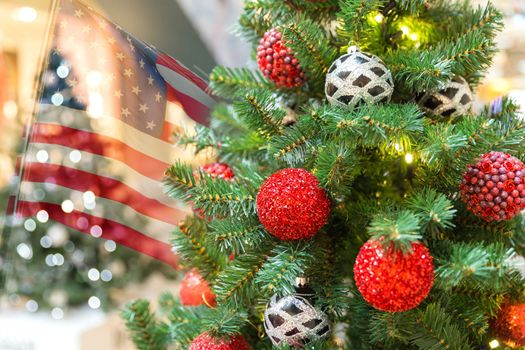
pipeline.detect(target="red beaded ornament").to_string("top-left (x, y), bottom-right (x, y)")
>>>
top-left (492, 302), bottom-right (525, 348)
top-left (188, 333), bottom-right (251, 350)
top-left (179, 270), bottom-right (217, 307)
top-left (354, 239), bottom-right (434, 312)
top-left (257, 168), bottom-right (330, 240)
top-left (257, 29), bottom-right (306, 88)
top-left (202, 163), bottom-right (235, 181)
top-left (460, 151), bottom-right (525, 222)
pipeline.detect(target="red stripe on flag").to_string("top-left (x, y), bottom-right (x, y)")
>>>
top-left (166, 84), bottom-right (210, 126)
top-left (16, 200), bottom-right (178, 268)
top-left (5, 195), bottom-right (16, 217)
top-left (30, 123), bottom-right (169, 180)
top-left (157, 54), bottom-right (209, 92)
top-left (22, 162), bottom-right (184, 226)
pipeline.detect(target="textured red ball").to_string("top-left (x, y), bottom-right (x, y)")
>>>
top-left (188, 333), bottom-right (251, 350)
top-left (257, 28), bottom-right (306, 88)
top-left (460, 151), bottom-right (525, 222)
top-left (202, 162), bottom-right (235, 180)
top-left (354, 240), bottom-right (434, 312)
top-left (492, 302), bottom-right (525, 348)
top-left (257, 168), bottom-right (330, 240)
top-left (179, 270), bottom-right (217, 307)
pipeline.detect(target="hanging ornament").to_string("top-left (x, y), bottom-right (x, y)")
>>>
top-left (257, 28), bottom-right (306, 88)
top-left (325, 46), bottom-right (394, 110)
top-left (256, 168), bottom-right (330, 240)
top-left (491, 302), bottom-right (525, 348)
top-left (264, 277), bottom-right (331, 347)
top-left (188, 332), bottom-right (251, 350)
top-left (179, 270), bottom-right (217, 307)
top-left (202, 162), bottom-right (235, 181)
top-left (460, 151), bottom-right (525, 222)
top-left (416, 76), bottom-right (473, 119)
top-left (354, 239), bottom-right (434, 312)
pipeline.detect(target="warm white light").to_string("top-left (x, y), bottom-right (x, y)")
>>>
top-left (26, 300), bottom-right (38, 312)
top-left (90, 225), bottom-right (103, 237)
top-left (56, 65), bottom-right (70, 79)
top-left (83, 191), bottom-right (96, 203)
top-left (86, 71), bottom-right (103, 87)
top-left (36, 149), bottom-right (49, 163)
top-left (401, 25), bottom-right (410, 34)
top-left (51, 307), bottom-right (64, 320)
top-left (53, 253), bottom-right (64, 266)
top-left (24, 219), bottom-right (36, 232)
top-left (100, 269), bottom-right (112, 282)
top-left (409, 33), bottom-right (419, 41)
top-left (489, 339), bottom-right (500, 348)
top-left (394, 143), bottom-right (401, 152)
top-left (104, 240), bottom-right (116, 252)
top-left (88, 296), bottom-right (101, 309)
top-left (69, 150), bottom-right (82, 163)
top-left (16, 243), bottom-right (33, 260)
top-left (36, 210), bottom-right (49, 223)
top-left (13, 7), bottom-right (37, 22)
top-left (88, 268), bottom-right (100, 281)
top-left (3, 100), bottom-right (18, 119)
top-left (51, 92), bottom-right (64, 106)
top-left (374, 14), bottom-right (384, 23)
top-left (61, 200), bottom-right (74, 213)
top-left (40, 235), bottom-right (52, 248)
top-left (405, 153), bottom-right (414, 164)
top-left (87, 93), bottom-right (104, 118)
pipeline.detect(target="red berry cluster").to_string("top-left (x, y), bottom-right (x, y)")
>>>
top-left (491, 302), bottom-right (525, 348)
top-left (353, 240), bottom-right (434, 312)
top-left (460, 151), bottom-right (525, 222)
top-left (179, 270), bottom-right (217, 307)
top-left (188, 333), bottom-right (251, 350)
top-left (257, 29), bottom-right (306, 88)
top-left (202, 162), bottom-right (235, 181)
top-left (257, 168), bottom-right (330, 240)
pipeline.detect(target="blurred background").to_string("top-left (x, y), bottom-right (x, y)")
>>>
top-left (0, 0), bottom-right (524, 349)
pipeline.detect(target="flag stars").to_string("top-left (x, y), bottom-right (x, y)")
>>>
top-left (121, 107), bottom-right (131, 118)
top-left (108, 37), bottom-right (116, 45)
top-left (130, 43), bottom-right (135, 52)
top-left (139, 59), bottom-right (145, 69)
top-left (74, 9), bottom-right (84, 18)
top-left (139, 103), bottom-right (149, 113)
top-left (82, 25), bottom-right (92, 34)
top-left (132, 85), bottom-right (142, 95)
top-left (90, 40), bottom-right (101, 49)
top-left (116, 52), bottom-right (125, 61)
top-left (154, 92), bottom-right (162, 102)
top-left (123, 68), bottom-right (134, 78)
top-left (146, 120), bottom-right (157, 130)
top-left (114, 90), bottom-right (123, 99)
top-left (60, 20), bottom-right (68, 29)
top-left (105, 73), bottom-right (115, 83)
top-left (67, 78), bottom-right (78, 87)
top-left (147, 75), bottom-right (154, 86)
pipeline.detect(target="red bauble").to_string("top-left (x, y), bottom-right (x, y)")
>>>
top-left (256, 168), bottom-right (330, 240)
top-left (188, 333), bottom-right (251, 350)
top-left (354, 240), bottom-right (434, 312)
top-left (460, 151), bottom-right (525, 222)
top-left (257, 29), bottom-right (306, 88)
top-left (492, 302), bottom-right (525, 348)
top-left (179, 270), bottom-right (217, 307)
top-left (202, 163), bottom-right (235, 181)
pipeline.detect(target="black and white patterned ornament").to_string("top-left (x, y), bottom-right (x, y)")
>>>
top-left (263, 278), bottom-right (330, 347)
top-left (325, 46), bottom-right (394, 109)
top-left (417, 76), bottom-right (473, 119)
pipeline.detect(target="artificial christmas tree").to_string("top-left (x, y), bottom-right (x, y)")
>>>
top-left (123, 1), bottom-right (525, 349)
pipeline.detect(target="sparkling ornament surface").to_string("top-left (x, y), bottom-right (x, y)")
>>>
top-left (264, 294), bottom-right (330, 347)
top-left (202, 162), bottom-right (235, 180)
top-left (417, 76), bottom-right (473, 119)
top-left (354, 240), bottom-right (434, 312)
top-left (179, 270), bottom-right (217, 307)
top-left (492, 302), bottom-right (525, 348)
top-left (460, 151), bottom-right (525, 222)
top-left (256, 168), bottom-right (330, 240)
top-left (188, 332), bottom-right (251, 350)
top-left (325, 47), bottom-right (394, 109)
top-left (257, 28), bottom-right (306, 88)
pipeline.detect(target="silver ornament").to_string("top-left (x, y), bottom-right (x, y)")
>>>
top-left (417, 76), bottom-right (473, 119)
top-left (325, 46), bottom-right (394, 110)
top-left (264, 293), bottom-right (331, 347)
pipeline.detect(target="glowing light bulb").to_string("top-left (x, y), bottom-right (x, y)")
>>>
top-left (405, 153), bottom-right (414, 164)
top-left (409, 33), bottom-right (419, 41)
top-left (489, 339), bottom-right (499, 348)
top-left (401, 25), bottom-right (410, 34)
top-left (374, 14), bottom-right (384, 23)
top-left (13, 7), bottom-right (37, 22)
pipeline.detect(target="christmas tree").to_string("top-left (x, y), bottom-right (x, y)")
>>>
top-left (123, 1), bottom-right (525, 349)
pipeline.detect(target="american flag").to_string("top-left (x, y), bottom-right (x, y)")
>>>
top-left (9, 0), bottom-right (214, 267)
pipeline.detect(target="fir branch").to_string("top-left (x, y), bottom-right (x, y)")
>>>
top-left (395, 0), bottom-right (429, 15)
top-left (165, 304), bottom-right (207, 347)
top-left (233, 88), bottom-right (285, 136)
top-left (338, 0), bottom-right (386, 44)
top-left (268, 125), bottom-right (316, 166)
top-left (210, 66), bottom-right (272, 99)
top-left (208, 218), bottom-right (269, 254)
top-left (407, 189), bottom-right (456, 238)
top-left (367, 210), bottom-right (422, 252)
top-left (122, 300), bottom-right (168, 350)
top-left (164, 162), bottom-right (197, 202)
top-left (420, 124), bottom-right (469, 170)
top-left (202, 306), bottom-right (249, 339)
top-left (369, 311), bottom-right (413, 347)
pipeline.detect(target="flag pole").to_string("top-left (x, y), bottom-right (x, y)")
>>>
top-left (6, 0), bottom-right (60, 229)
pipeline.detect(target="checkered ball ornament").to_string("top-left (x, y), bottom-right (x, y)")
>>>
top-left (417, 76), bottom-right (473, 119)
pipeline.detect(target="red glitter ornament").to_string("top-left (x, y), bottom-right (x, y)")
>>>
top-left (202, 163), bottom-right (235, 181)
top-left (257, 29), bottom-right (306, 88)
top-left (188, 333), bottom-right (251, 350)
top-left (492, 302), bottom-right (525, 348)
top-left (256, 168), bottom-right (330, 240)
top-left (179, 270), bottom-right (217, 307)
top-left (353, 239), bottom-right (434, 312)
top-left (460, 151), bottom-right (525, 222)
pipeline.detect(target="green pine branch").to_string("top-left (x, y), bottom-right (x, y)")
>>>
top-left (406, 189), bottom-right (456, 238)
top-left (233, 88), bottom-right (285, 136)
top-left (210, 67), bottom-right (272, 98)
top-left (122, 300), bottom-right (168, 350)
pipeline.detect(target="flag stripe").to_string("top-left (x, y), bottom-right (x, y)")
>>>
top-left (18, 182), bottom-right (178, 239)
top-left (30, 122), bottom-right (170, 180)
top-left (26, 143), bottom-right (178, 208)
top-left (157, 53), bottom-right (209, 92)
top-left (166, 84), bottom-right (210, 126)
top-left (36, 105), bottom-right (176, 164)
top-left (22, 162), bottom-right (180, 225)
top-left (16, 200), bottom-right (178, 267)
